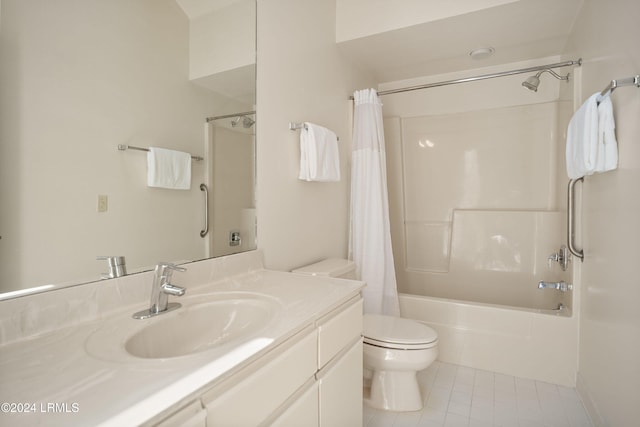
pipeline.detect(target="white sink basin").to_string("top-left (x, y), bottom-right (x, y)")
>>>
top-left (85, 293), bottom-right (280, 362)
top-left (126, 297), bottom-right (277, 358)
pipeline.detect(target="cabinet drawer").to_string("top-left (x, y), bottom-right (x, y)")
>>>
top-left (203, 329), bottom-right (317, 427)
top-left (317, 297), bottom-right (363, 368)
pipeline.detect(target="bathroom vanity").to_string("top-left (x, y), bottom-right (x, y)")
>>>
top-left (0, 251), bottom-right (364, 426)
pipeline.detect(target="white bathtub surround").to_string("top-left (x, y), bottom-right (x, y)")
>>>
top-left (364, 361), bottom-right (593, 427)
top-left (400, 294), bottom-right (579, 387)
top-left (350, 88), bottom-right (400, 316)
top-left (387, 101), bottom-right (573, 312)
top-left (0, 250), bottom-right (364, 426)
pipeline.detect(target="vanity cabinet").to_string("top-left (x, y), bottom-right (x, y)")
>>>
top-left (269, 379), bottom-right (319, 426)
top-left (202, 327), bottom-right (318, 426)
top-left (201, 296), bottom-right (363, 427)
top-left (154, 401), bottom-right (207, 427)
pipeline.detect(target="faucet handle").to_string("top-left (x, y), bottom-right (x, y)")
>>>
top-left (156, 262), bottom-right (187, 272)
top-left (546, 246), bottom-right (570, 271)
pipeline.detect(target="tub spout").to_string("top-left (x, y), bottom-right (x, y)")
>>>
top-left (538, 280), bottom-right (573, 292)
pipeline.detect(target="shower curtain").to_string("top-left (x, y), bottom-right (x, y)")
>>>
top-left (349, 89), bottom-right (400, 316)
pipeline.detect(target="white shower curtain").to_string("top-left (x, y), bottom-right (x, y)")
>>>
top-left (349, 89), bottom-right (400, 316)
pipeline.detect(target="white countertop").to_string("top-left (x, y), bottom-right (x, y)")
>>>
top-left (0, 269), bottom-right (364, 426)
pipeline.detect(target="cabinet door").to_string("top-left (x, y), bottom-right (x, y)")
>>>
top-left (270, 380), bottom-right (319, 427)
top-left (203, 330), bottom-right (317, 426)
top-left (317, 339), bottom-right (363, 427)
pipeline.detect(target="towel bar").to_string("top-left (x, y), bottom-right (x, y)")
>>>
top-left (599, 75), bottom-right (640, 98)
top-left (289, 122), bottom-right (307, 131)
top-left (289, 122), bottom-right (339, 140)
top-left (118, 144), bottom-right (203, 161)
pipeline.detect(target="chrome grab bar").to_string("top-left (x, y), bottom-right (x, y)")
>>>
top-left (567, 178), bottom-right (584, 261)
top-left (200, 183), bottom-right (209, 238)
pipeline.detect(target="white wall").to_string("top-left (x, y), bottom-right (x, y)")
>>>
top-left (255, 0), bottom-right (375, 272)
top-left (563, 0), bottom-right (640, 425)
top-left (0, 0), bottom-right (233, 290)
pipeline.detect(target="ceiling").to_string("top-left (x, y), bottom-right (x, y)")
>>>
top-left (337, 0), bottom-right (585, 83)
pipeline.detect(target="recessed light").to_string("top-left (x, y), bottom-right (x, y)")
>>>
top-left (469, 47), bottom-right (495, 60)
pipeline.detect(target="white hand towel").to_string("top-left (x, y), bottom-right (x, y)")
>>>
top-left (147, 147), bottom-right (191, 190)
top-left (594, 95), bottom-right (618, 173)
top-left (566, 93), bottom-right (600, 179)
top-left (298, 122), bottom-right (340, 182)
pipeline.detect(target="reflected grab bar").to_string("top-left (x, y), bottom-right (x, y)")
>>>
top-left (200, 183), bottom-right (209, 238)
top-left (567, 178), bottom-right (584, 261)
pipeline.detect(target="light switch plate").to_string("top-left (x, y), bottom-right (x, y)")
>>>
top-left (97, 195), bottom-right (108, 212)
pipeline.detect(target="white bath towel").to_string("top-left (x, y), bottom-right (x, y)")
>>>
top-left (147, 147), bottom-right (191, 190)
top-left (566, 93), bottom-right (600, 179)
top-left (594, 95), bottom-right (618, 173)
top-left (298, 122), bottom-right (340, 182)
top-left (566, 93), bottom-right (619, 179)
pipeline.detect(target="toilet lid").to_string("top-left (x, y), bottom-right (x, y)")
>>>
top-left (363, 314), bottom-right (438, 350)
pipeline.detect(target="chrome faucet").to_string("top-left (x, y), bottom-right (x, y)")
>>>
top-left (133, 262), bottom-right (186, 319)
top-left (538, 280), bottom-right (573, 292)
top-left (547, 246), bottom-right (570, 271)
top-left (97, 255), bottom-right (127, 279)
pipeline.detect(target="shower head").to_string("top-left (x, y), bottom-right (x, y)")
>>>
top-left (242, 116), bottom-right (255, 128)
top-left (522, 75), bottom-right (541, 91)
top-left (522, 69), bottom-right (570, 92)
top-left (230, 115), bottom-right (255, 128)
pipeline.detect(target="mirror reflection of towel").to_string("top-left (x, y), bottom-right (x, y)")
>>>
top-left (147, 147), bottom-right (191, 190)
top-left (298, 122), bottom-right (340, 182)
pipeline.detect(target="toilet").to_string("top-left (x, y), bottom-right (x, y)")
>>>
top-left (292, 258), bottom-right (438, 412)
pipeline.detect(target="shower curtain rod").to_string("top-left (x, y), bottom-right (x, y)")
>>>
top-left (205, 110), bottom-right (256, 123)
top-left (349, 59), bottom-right (582, 99)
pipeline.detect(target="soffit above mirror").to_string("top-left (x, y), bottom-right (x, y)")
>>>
top-left (178, 0), bottom-right (257, 105)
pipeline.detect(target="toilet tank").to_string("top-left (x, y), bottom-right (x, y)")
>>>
top-left (292, 258), bottom-right (357, 280)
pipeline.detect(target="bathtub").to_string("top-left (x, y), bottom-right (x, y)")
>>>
top-left (399, 293), bottom-right (579, 387)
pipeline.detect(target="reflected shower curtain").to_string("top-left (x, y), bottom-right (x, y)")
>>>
top-left (349, 89), bottom-right (400, 316)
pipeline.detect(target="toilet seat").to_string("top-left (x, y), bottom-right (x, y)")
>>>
top-left (363, 314), bottom-right (438, 350)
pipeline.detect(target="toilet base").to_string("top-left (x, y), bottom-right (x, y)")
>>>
top-left (364, 370), bottom-right (424, 412)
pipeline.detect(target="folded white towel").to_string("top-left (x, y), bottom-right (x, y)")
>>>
top-left (566, 92), bottom-right (620, 179)
top-left (298, 122), bottom-right (340, 182)
top-left (594, 95), bottom-right (618, 173)
top-left (147, 147), bottom-right (191, 190)
top-left (566, 93), bottom-right (600, 179)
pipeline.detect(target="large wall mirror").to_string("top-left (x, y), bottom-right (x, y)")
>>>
top-left (0, 0), bottom-right (257, 298)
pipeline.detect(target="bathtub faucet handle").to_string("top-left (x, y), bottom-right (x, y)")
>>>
top-left (547, 246), bottom-right (570, 271)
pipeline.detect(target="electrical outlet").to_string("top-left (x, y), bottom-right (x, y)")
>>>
top-left (97, 195), bottom-right (108, 212)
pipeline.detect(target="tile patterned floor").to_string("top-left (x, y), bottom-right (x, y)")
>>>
top-left (363, 362), bottom-right (593, 427)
